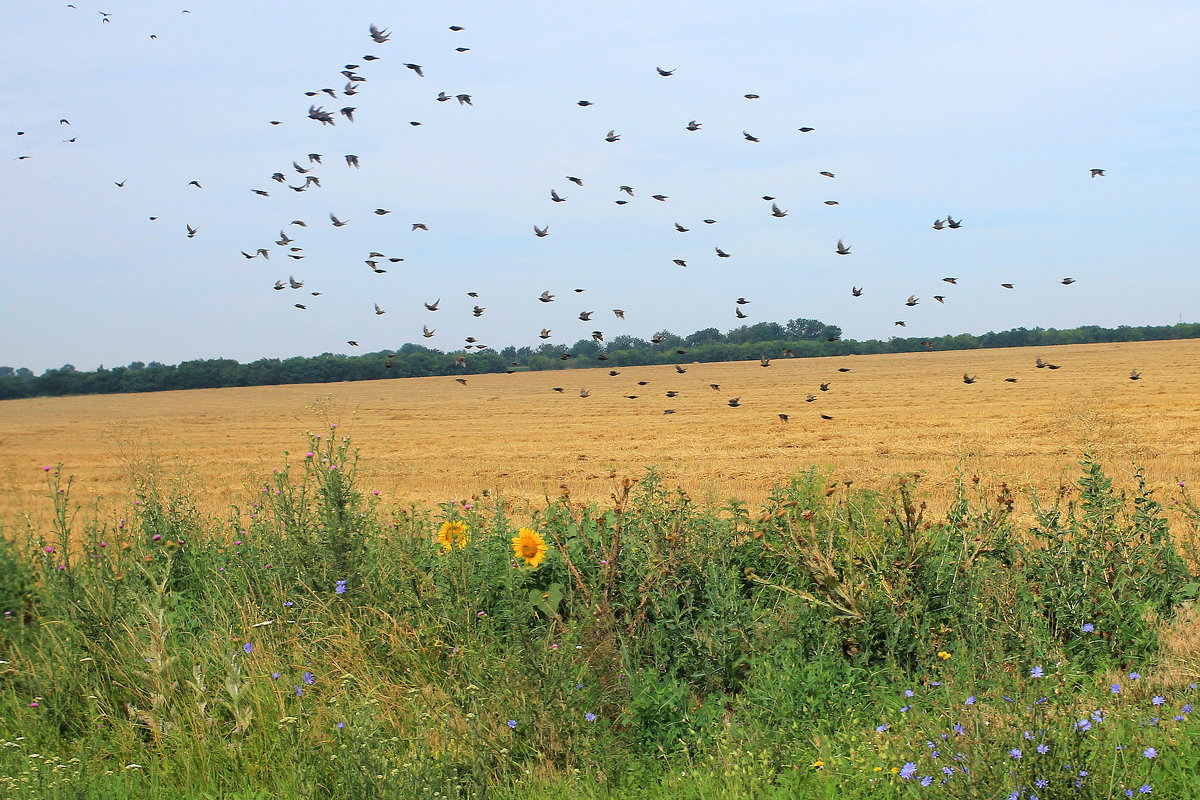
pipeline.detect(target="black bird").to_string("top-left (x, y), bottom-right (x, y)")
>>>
top-left (728, 397), bottom-right (741, 407)
top-left (656, 67), bottom-right (675, 76)
top-left (778, 414), bottom-right (789, 422)
top-left (405, 63), bottom-right (424, 77)
top-left (1130, 369), bottom-right (1141, 380)
top-left (963, 374), bottom-right (977, 384)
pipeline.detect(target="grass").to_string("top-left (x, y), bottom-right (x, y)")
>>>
top-left (2, 426), bottom-right (1200, 798)
top-left (3, 339), bottom-right (1200, 525)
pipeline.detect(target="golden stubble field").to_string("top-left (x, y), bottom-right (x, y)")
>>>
top-left (3, 339), bottom-right (1200, 527)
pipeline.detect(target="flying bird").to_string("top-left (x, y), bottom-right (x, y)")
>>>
top-left (1090, 169), bottom-right (1105, 178)
top-left (798, 127), bottom-right (815, 132)
top-left (577, 100), bottom-right (594, 106)
top-left (330, 214), bottom-right (348, 227)
top-left (345, 154), bottom-right (359, 168)
top-left (1061, 278), bottom-right (1076, 285)
top-left (567, 176), bottom-right (583, 186)
top-left (605, 130), bottom-right (620, 142)
top-left (551, 189), bottom-right (566, 202)
top-left (943, 277), bottom-right (957, 284)
top-left (674, 222), bottom-right (689, 232)
top-left (652, 194), bottom-right (668, 201)
top-left (186, 224), bottom-right (198, 238)
top-left (613, 309), bottom-right (625, 319)
top-left (835, 239), bottom-right (851, 255)
top-left (340, 107), bottom-right (356, 122)
top-left (423, 325), bottom-right (435, 337)
top-left (405, 63), bottom-right (424, 76)
top-left (412, 223), bottom-right (428, 231)
top-left (963, 374), bottom-right (977, 384)
top-left (534, 224), bottom-right (549, 237)
top-left (578, 311), bottom-right (593, 321)
top-left (673, 259), bottom-right (687, 267)
top-left (456, 94), bottom-right (472, 106)
top-left (819, 171), bottom-right (835, 178)
top-left (374, 303), bottom-right (386, 315)
top-left (539, 329), bottom-right (552, 338)
top-left (369, 23), bottom-right (390, 42)
top-left (1130, 369), bottom-right (1140, 380)
top-left (906, 295), bottom-right (919, 307)
top-left (727, 397), bottom-right (741, 407)
top-left (771, 203), bottom-right (787, 217)
top-left (933, 219), bottom-right (945, 230)
top-left (851, 287), bottom-right (863, 297)
top-left (424, 299), bottom-right (440, 311)
top-left (619, 185), bottom-right (634, 196)
top-left (539, 291), bottom-right (555, 303)
top-left (347, 341), bottom-right (358, 347)
top-left (686, 120), bottom-right (701, 131)
top-left (715, 247), bottom-right (730, 258)
top-left (656, 67), bottom-right (675, 76)
top-left (743, 130), bottom-right (760, 142)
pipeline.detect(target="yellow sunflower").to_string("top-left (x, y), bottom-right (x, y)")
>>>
top-left (511, 527), bottom-right (548, 568)
top-left (437, 520), bottom-right (470, 550)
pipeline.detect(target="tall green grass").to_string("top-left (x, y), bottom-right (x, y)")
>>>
top-left (1, 429), bottom-right (1198, 798)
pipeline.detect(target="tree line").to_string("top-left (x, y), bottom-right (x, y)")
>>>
top-left (3, 319), bottom-right (1198, 400)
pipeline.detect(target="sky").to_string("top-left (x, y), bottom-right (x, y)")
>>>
top-left (2, 0), bottom-right (1198, 374)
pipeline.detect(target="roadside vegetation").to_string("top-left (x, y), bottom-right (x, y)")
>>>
top-left (2, 429), bottom-right (1199, 798)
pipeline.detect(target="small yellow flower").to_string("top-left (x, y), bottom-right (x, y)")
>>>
top-left (437, 520), bottom-right (470, 550)
top-left (511, 527), bottom-right (548, 568)
top-left (811, 759), bottom-right (823, 769)
top-left (937, 650), bottom-right (952, 661)
top-left (874, 766), bottom-right (883, 772)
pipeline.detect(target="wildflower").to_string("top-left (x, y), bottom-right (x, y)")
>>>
top-left (900, 705), bottom-right (912, 713)
top-left (1010, 748), bottom-right (1022, 759)
top-left (1037, 778), bottom-right (1048, 787)
top-left (1130, 672), bottom-right (1141, 680)
top-left (271, 672), bottom-right (280, 680)
top-left (243, 642), bottom-right (254, 654)
top-left (1139, 785), bottom-right (1152, 794)
top-left (954, 723), bottom-right (964, 735)
top-left (899, 762), bottom-right (917, 779)
top-left (1030, 665), bottom-right (1044, 678)
top-left (294, 686), bottom-right (302, 697)
top-left (811, 760), bottom-right (823, 769)
top-left (1076, 719), bottom-right (1092, 732)
top-left (1151, 696), bottom-right (1165, 706)
top-left (965, 696), bottom-right (976, 705)
top-left (337, 722), bottom-right (345, 729)
top-left (920, 775), bottom-right (933, 786)
top-left (1144, 747), bottom-right (1157, 759)
top-left (937, 651), bottom-right (951, 660)
top-left (1112, 684), bottom-right (1121, 694)
top-left (511, 527), bottom-right (548, 568)
top-left (876, 724), bottom-right (889, 732)
top-left (437, 520), bottom-right (471, 550)
top-left (1037, 743), bottom-right (1049, 754)
top-left (335, 580), bottom-right (347, 595)
top-left (44, 546), bottom-right (54, 554)
top-left (303, 671), bottom-right (315, 685)
top-left (507, 720), bottom-right (517, 729)
top-left (586, 712), bottom-right (596, 722)
top-left (283, 601), bottom-right (294, 608)
top-left (1183, 704), bottom-right (1194, 714)
top-left (1082, 623), bottom-right (1095, 632)
top-left (904, 689), bottom-right (915, 698)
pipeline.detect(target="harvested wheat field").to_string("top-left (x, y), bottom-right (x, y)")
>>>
top-left (3, 338), bottom-right (1199, 526)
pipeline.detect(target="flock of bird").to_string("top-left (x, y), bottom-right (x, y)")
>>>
top-left (11, 10), bottom-right (1140, 424)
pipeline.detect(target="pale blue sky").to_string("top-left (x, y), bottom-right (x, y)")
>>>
top-left (2, 0), bottom-right (1197, 373)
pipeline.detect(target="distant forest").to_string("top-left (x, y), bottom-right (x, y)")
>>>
top-left (3, 319), bottom-right (1198, 400)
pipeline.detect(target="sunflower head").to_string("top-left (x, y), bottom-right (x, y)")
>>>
top-left (511, 527), bottom-right (548, 568)
top-left (437, 520), bottom-right (471, 550)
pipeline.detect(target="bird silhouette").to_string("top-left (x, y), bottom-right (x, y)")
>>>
top-left (330, 214), bottom-right (348, 227)
top-left (673, 259), bottom-right (687, 267)
top-left (1090, 169), bottom-right (1105, 178)
top-left (835, 239), bottom-right (851, 255)
top-left (906, 295), bottom-right (919, 306)
top-left (686, 120), bottom-right (701, 131)
top-left (456, 94), bottom-right (472, 106)
top-left (1061, 278), bottom-right (1076, 285)
top-left (675, 222), bottom-right (689, 232)
top-left (345, 154), bottom-right (359, 168)
top-left (656, 67), bottom-right (675, 76)
top-left (613, 309), bottom-right (625, 319)
top-left (605, 130), bottom-right (621, 142)
top-left (578, 311), bottom-right (593, 321)
top-left (550, 189), bottom-right (566, 202)
top-left (567, 176), bottom-right (583, 186)
top-left (534, 225), bottom-right (549, 237)
top-left (675, 365), bottom-right (687, 374)
top-left (412, 223), bottom-right (428, 231)
top-left (778, 414), bottom-right (789, 422)
top-left (539, 291), bottom-right (555, 303)
top-left (1130, 369), bottom-right (1140, 380)
top-left (933, 219), bottom-right (945, 230)
top-left (715, 247), bottom-right (730, 258)
top-left (728, 397), bottom-right (741, 407)
top-left (369, 23), bottom-right (390, 42)
top-left (743, 131), bottom-right (760, 142)
top-left (963, 374), bottom-right (977, 384)
top-left (943, 277), bottom-right (958, 284)
top-left (771, 203), bottom-right (788, 217)
top-left (820, 171), bottom-right (835, 178)
top-left (425, 299), bottom-right (440, 311)
top-left (405, 63), bottom-right (424, 77)
top-left (851, 287), bottom-right (863, 297)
